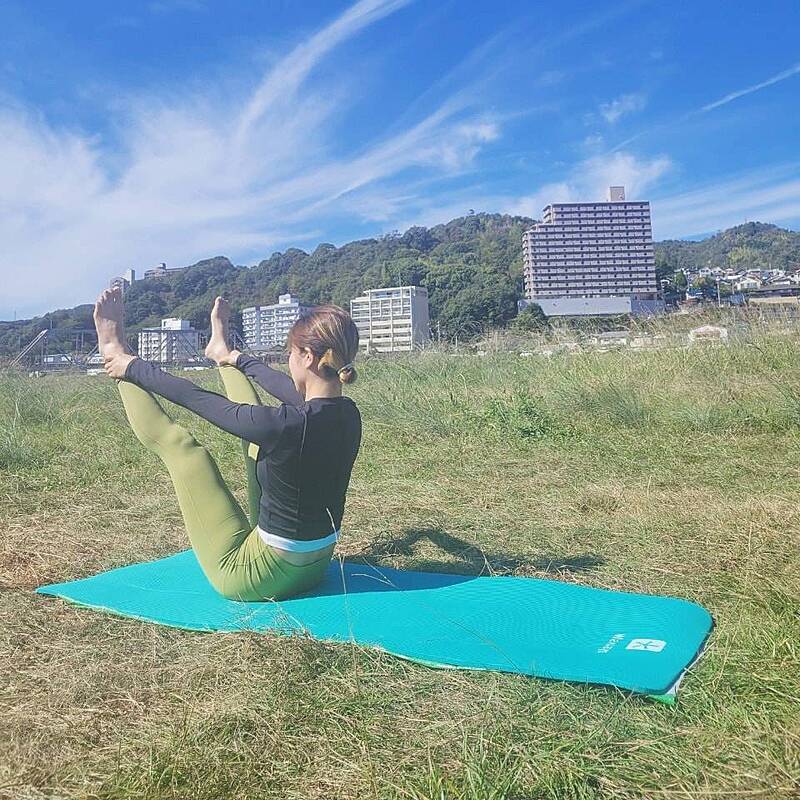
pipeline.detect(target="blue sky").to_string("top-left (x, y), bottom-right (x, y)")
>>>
top-left (1, 0), bottom-right (798, 321)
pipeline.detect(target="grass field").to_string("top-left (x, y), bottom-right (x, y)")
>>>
top-left (1, 323), bottom-right (799, 799)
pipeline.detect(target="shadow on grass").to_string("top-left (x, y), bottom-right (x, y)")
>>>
top-left (350, 526), bottom-right (605, 577)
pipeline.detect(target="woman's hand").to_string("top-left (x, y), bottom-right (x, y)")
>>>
top-left (226, 349), bottom-right (242, 366)
top-left (103, 352), bottom-right (137, 380)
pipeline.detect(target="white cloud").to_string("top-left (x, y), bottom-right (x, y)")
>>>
top-left (599, 92), bottom-right (646, 123)
top-left (582, 134), bottom-right (605, 153)
top-left (701, 62), bottom-right (800, 113)
top-left (651, 164), bottom-right (800, 238)
top-left (497, 155), bottom-right (800, 239)
top-left (0, 0), bottom-right (504, 320)
top-left (362, 157), bottom-right (800, 244)
top-left (502, 151), bottom-right (671, 218)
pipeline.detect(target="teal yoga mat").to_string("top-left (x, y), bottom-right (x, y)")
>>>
top-left (36, 551), bottom-right (713, 701)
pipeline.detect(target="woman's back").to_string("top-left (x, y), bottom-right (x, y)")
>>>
top-left (256, 396), bottom-right (362, 542)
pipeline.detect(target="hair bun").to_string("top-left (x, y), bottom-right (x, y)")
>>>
top-left (337, 362), bottom-right (357, 385)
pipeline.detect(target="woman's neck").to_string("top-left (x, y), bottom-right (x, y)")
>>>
top-left (303, 375), bottom-right (342, 402)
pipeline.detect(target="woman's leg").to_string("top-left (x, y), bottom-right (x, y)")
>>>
top-left (96, 287), bottom-right (326, 600)
top-left (217, 365), bottom-right (262, 528)
top-left (115, 377), bottom-right (253, 595)
top-left (214, 364), bottom-right (333, 600)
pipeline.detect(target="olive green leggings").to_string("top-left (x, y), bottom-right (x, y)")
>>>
top-left (115, 365), bottom-right (331, 601)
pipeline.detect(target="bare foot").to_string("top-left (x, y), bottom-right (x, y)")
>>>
top-left (94, 286), bottom-right (132, 358)
top-left (205, 296), bottom-right (233, 365)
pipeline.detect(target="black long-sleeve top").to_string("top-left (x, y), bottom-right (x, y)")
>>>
top-left (123, 354), bottom-right (362, 543)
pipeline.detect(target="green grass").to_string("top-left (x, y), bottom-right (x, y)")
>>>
top-left (1, 324), bottom-right (799, 799)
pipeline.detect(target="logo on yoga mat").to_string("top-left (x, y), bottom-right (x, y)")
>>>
top-left (597, 633), bottom-right (625, 653)
top-left (625, 638), bottom-right (666, 652)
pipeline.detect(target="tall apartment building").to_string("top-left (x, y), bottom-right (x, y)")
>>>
top-left (138, 318), bottom-right (201, 363)
top-left (350, 286), bottom-right (430, 353)
top-left (241, 293), bottom-right (308, 352)
top-left (521, 186), bottom-right (664, 317)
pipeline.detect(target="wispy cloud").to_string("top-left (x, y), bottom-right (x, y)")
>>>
top-left (701, 61), bottom-right (800, 112)
top-left (599, 93), bottom-right (647, 123)
top-left (650, 163), bottom-right (800, 237)
top-left (376, 150), bottom-right (672, 235)
top-left (501, 151), bottom-right (671, 218)
top-left (0, 0), bottom-right (505, 320)
top-left (233, 0), bottom-right (414, 147)
top-left (498, 156), bottom-right (800, 240)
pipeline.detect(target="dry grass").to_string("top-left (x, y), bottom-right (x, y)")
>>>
top-left (1, 319), bottom-right (799, 799)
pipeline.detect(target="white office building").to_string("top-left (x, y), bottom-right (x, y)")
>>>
top-left (350, 286), bottom-right (430, 353)
top-left (521, 185), bottom-right (664, 317)
top-left (138, 318), bottom-right (201, 363)
top-left (242, 294), bottom-right (308, 352)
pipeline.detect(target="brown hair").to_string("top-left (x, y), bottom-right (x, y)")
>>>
top-left (286, 304), bottom-right (359, 384)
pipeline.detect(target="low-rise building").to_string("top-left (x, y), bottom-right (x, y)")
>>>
top-left (519, 295), bottom-right (662, 317)
top-left (242, 294), bottom-right (308, 352)
top-left (143, 262), bottom-right (187, 280)
top-left (138, 318), bottom-right (202, 362)
top-left (350, 285), bottom-right (430, 353)
top-left (109, 269), bottom-right (136, 294)
top-left (747, 295), bottom-right (800, 319)
top-left (40, 353), bottom-right (74, 372)
top-left (109, 276), bottom-right (130, 295)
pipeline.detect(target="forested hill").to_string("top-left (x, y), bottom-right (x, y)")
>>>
top-left (656, 222), bottom-right (800, 274)
top-left (0, 213), bottom-right (534, 354)
top-left (2, 216), bottom-right (799, 356)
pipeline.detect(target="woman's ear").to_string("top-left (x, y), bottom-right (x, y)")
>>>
top-left (301, 347), bottom-right (315, 368)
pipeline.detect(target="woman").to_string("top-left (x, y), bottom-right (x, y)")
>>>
top-left (94, 286), bottom-right (361, 601)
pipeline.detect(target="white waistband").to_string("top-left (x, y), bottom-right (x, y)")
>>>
top-left (256, 525), bottom-right (339, 553)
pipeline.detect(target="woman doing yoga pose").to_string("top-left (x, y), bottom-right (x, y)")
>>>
top-left (94, 286), bottom-right (361, 601)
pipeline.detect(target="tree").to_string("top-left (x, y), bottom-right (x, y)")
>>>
top-left (435, 275), bottom-right (518, 339)
top-left (692, 276), bottom-right (731, 301)
top-left (510, 304), bottom-right (549, 332)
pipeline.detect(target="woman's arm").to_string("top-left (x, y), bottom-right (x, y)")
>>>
top-left (234, 352), bottom-right (305, 407)
top-left (123, 357), bottom-right (290, 449)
